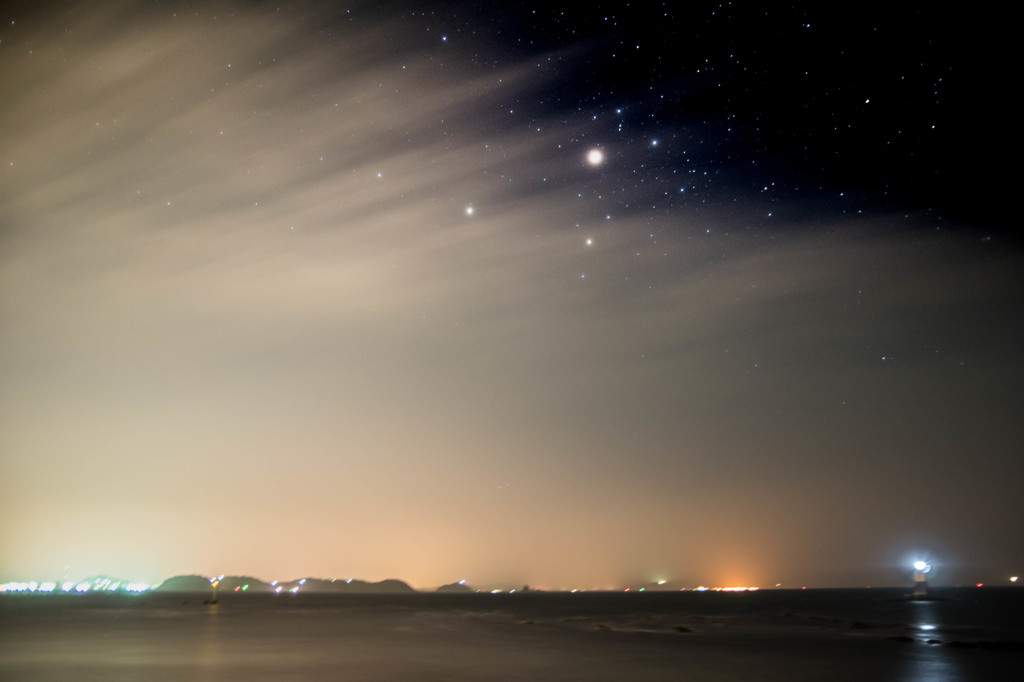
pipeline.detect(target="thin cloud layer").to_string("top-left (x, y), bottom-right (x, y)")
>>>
top-left (1, 2), bottom-right (1020, 588)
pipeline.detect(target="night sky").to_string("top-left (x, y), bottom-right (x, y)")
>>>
top-left (1, 1), bottom-right (1020, 589)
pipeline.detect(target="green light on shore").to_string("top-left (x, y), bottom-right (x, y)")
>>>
top-left (242, 585), bottom-right (249, 591)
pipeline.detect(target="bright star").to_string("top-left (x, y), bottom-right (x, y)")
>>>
top-left (586, 149), bottom-right (604, 166)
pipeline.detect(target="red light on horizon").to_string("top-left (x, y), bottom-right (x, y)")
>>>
top-left (976, 583), bottom-right (983, 588)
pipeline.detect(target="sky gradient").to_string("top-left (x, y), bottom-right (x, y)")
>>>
top-left (1, 1), bottom-right (1020, 589)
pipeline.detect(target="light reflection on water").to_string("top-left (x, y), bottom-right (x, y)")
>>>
top-left (899, 600), bottom-right (961, 682)
top-left (199, 602), bottom-right (222, 670)
top-left (0, 589), bottom-right (1019, 681)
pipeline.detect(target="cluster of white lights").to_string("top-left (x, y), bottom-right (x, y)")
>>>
top-left (1, 581), bottom-right (40, 593)
top-left (1, 579), bottom-right (150, 594)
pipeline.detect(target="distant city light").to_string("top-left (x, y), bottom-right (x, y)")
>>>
top-left (1, 577), bottom-right (149, 595)
top-left (1011, 576), bottom-right (1019, 583)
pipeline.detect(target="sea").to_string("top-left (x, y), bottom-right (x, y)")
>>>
top-left (1, 587), bottom-right (1021, 680)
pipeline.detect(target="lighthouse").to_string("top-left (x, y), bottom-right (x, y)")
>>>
top-left (911, 560), bottom-right (931, 599)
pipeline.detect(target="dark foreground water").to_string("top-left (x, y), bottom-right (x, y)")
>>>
top-left (2, 588), bottom-right (1021, 681)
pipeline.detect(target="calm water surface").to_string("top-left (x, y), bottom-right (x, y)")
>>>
top-left (2, 588), bottom-right (1021, 681)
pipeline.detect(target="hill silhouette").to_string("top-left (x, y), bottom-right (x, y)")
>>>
top-left (155, 575), bottom-right (414, 593)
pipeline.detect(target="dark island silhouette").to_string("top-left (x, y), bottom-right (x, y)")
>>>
top-left (155, 574), bottom-right (415, 594)
top-left (434, 581), bottom-right (473, 594)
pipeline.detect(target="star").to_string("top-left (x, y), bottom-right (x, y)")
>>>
top-left (586, 149), bottom-right (604, 166)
